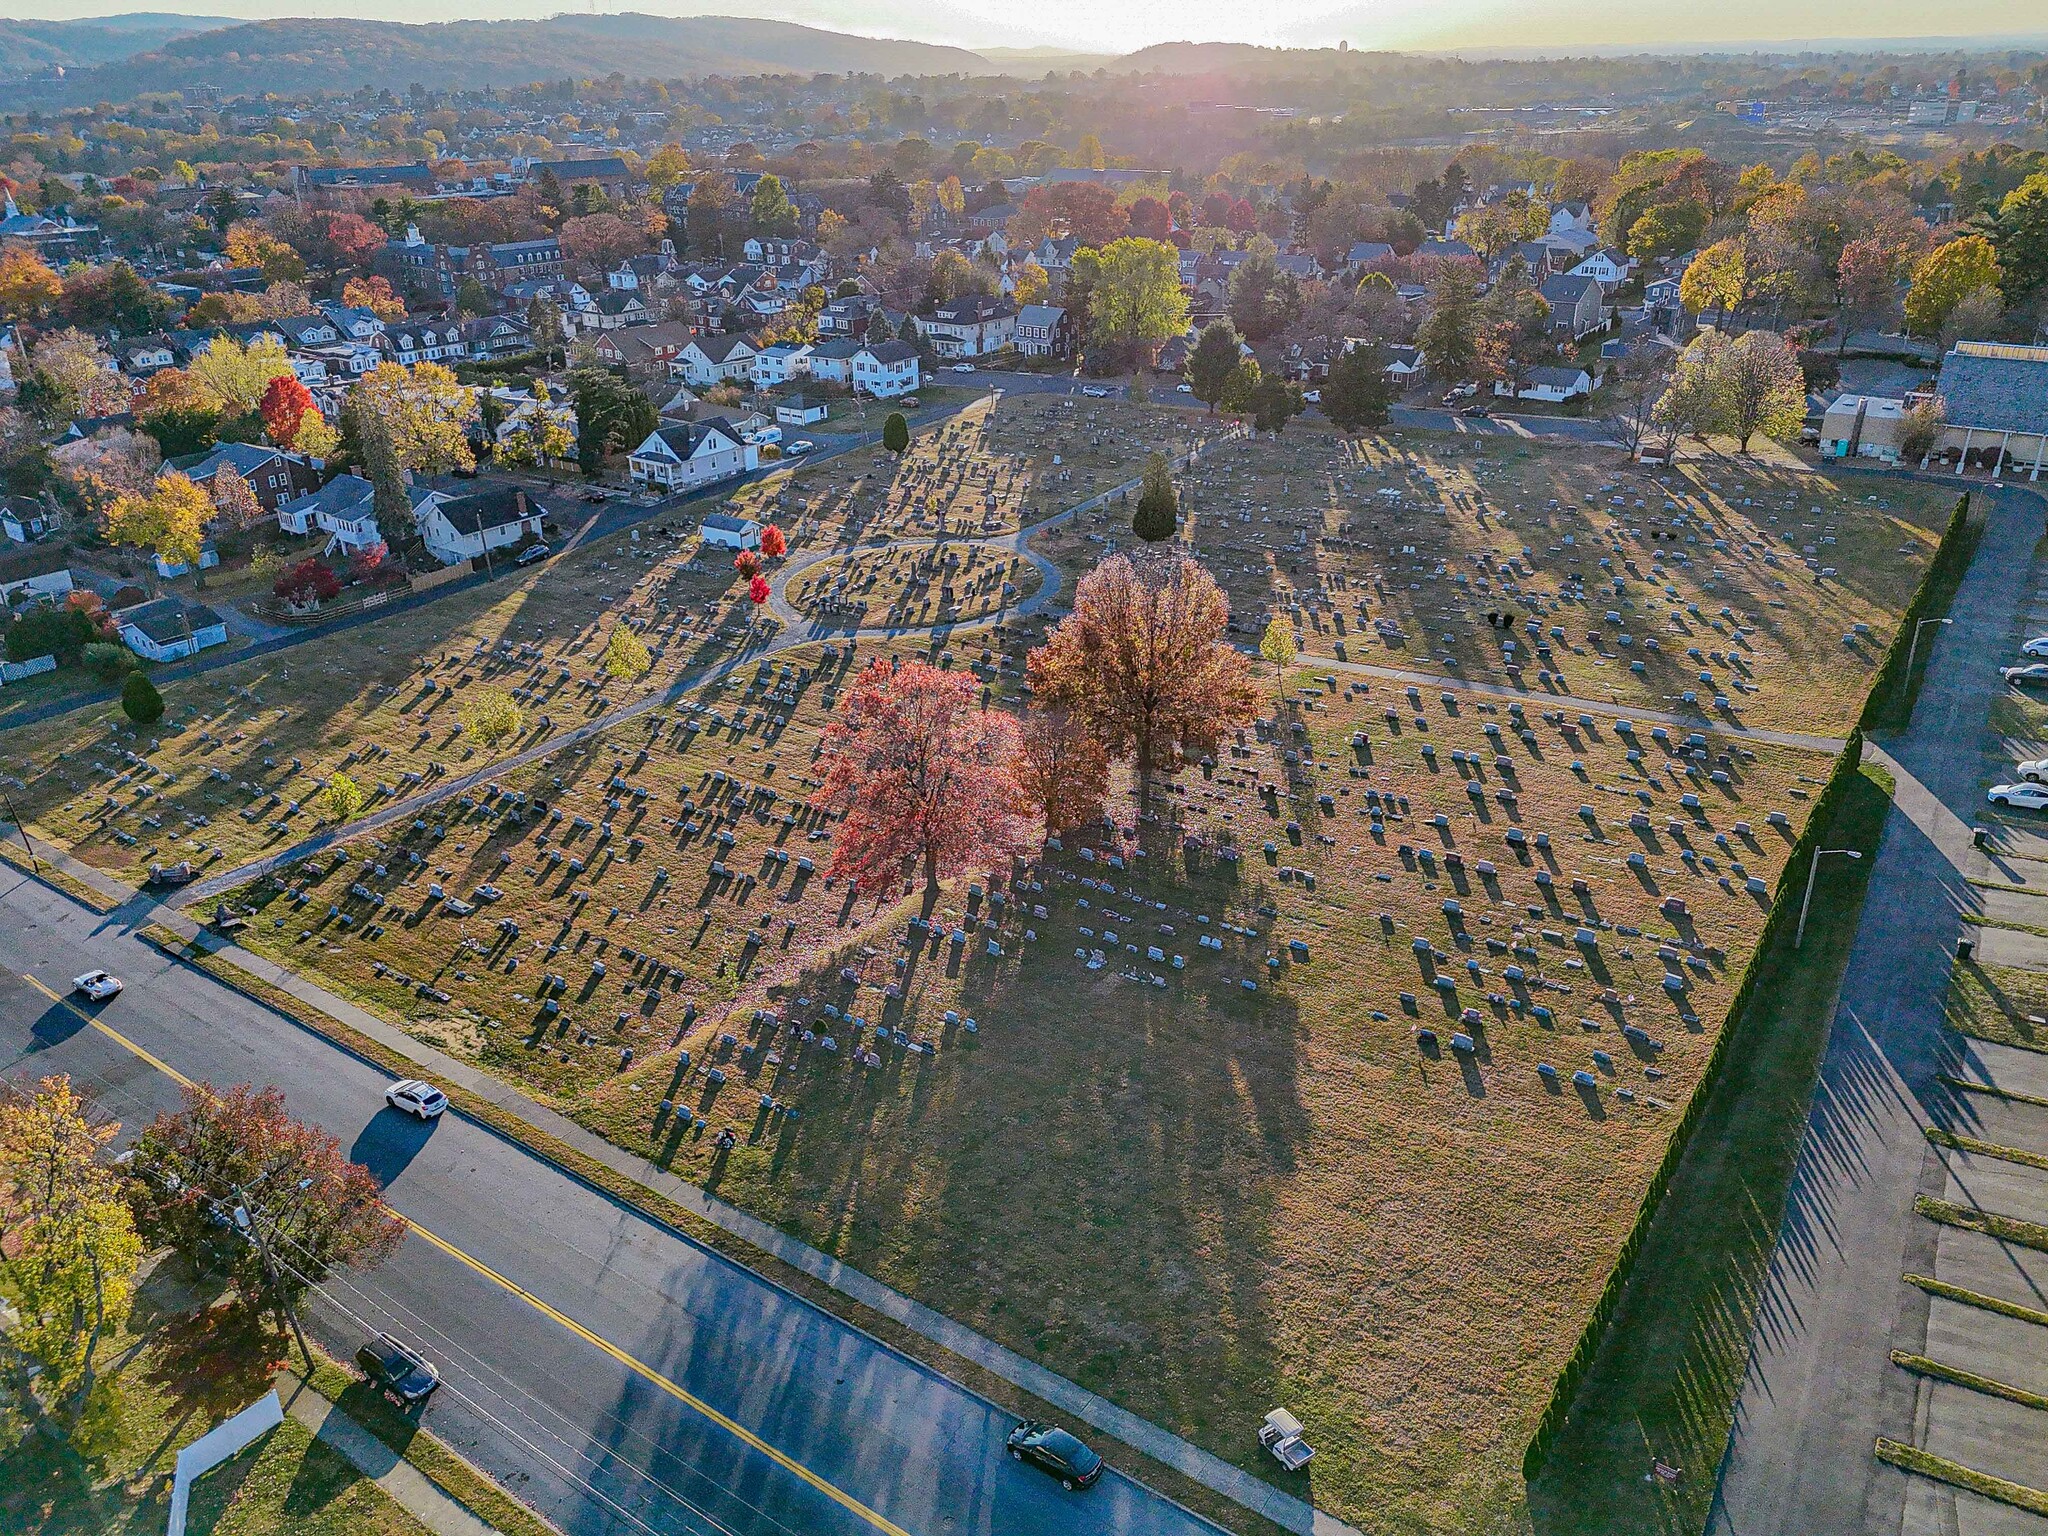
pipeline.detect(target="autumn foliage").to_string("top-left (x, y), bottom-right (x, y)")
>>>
top-left (1009, 707), bottom-right (1111, 841)
top-left (1027, 553), bottom-right (1258, 802)
top-left (758, 523), bottom-right (787, 559)
top-left (258, 373), bottom-right (318, 448)
top-left (733, 550), bottom-right (761, 578)
top-left (815, 659), bottom-right (1031, 893)
top-left (748, 574), bottom-right (771, 606)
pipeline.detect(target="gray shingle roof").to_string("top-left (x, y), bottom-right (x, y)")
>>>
top-left (1936, 343), bottom-right (2048, 435)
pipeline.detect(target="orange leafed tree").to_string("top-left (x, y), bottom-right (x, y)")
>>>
top-left (1010, 706), bottom-right (1110, 842)
top-left (1027, 553), bottom-right (1258, 807)
top-left (259, 373), bottom-right (317, 447)
top-left (758, 523), bottom-right (786, 559)
top-left (814, 659), bottom-right (1031, 895)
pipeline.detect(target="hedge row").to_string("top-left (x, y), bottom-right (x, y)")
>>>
top-left (1857, 492), bottom-right (1972, 733)
top-left (1521, 483), bottom-right (1979, 1481)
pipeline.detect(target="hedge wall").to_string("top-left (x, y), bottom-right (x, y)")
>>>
top-left (1522, 486), bottom-right (1978, 1481)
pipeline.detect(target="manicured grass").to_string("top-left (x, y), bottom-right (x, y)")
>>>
top-left (1917, 1194), bottom-right (2048, 1254)
top-left (1889, 1350), bottom-right (2048, 1414)
top-left (1925, 1123), bottom-right (2048, 1173)
top-left (1526, 759), bottom-right (1894, 1536)
top-left (1875, 1437), bottom-right (2048, 1518)
top-left (1904, 1272), bottom-right (2048, 1331)
top-left (0, 1264), bottom-right (423, 1536)
top-left (1945, 960), bottom-right (2048, 1054)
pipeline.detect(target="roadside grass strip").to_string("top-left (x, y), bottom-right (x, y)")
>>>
top-left (1904, 1273), bottom-right (2048, 1331)
top-left (1875, 1438), bottom-right (2048, 1518)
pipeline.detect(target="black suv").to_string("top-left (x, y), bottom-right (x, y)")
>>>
top-left (1006, 1420), bottom-right (1103, 1490)
top-left (355, 1334), bottom-right (440, 1407)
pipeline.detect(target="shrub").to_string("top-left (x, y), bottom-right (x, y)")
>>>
top-left (458, 686), bottom-right (524, 747)
top-left (882, 412), bottom-right (909, 454)
top-left (5, 601), bottom-right (94, 664)
top-left (120, 670), bottom-right (163, 724)
top-left (602, 626), bottom-right (652, 679)
top-left (321, 772), bottom-right (365, 820)
top-left (81, 642), bottom-right (133, 681)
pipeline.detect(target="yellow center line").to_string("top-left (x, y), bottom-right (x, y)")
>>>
top-left (17, 968), bottom-right (913, 1536)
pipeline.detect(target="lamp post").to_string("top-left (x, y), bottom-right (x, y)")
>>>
top-left (1902, 616), bottom-right (1952, 704)
top-left (1796, 847), bottom-right (1864, 948)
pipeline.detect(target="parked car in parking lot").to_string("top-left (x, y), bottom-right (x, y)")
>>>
top-left (2024, 637), bottom-right (2048, 658)
top-left (1989, 783), bottom-right (2048, 810)
top-left (1006, 1421), bottom-right (1103, 1489)
top-left (2005, 663), bottom-right (2048, 685)
top-left (2019, 758), bottom-right (2048, 783)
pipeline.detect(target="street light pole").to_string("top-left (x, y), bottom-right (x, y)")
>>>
top-left (1796, 847), bottom-right (1864, 948)
top-left (1902, 616), bottom-right (1953, 705)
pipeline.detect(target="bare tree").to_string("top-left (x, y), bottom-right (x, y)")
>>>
top-left (1603, 339), bottom-right (1671, 457)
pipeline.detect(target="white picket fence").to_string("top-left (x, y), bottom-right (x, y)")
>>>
top-left (0, 654), bottom-right (56, 686)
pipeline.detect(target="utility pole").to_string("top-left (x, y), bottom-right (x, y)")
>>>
top-left (236, 1187), bottom-right (314, 1372)
top-left (1, 787), bottom-right (41, 872)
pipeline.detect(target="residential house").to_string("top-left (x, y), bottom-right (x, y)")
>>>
top-left (0, 495), bottom-right (53, 544)
top-left (1539, 274), bottom-right (1607, 340)
top-left (117, 335), bottom-right (178, 375)
top-left (1496, 366), bottom-right (1594, 403)
top-left (586, 291), bottom-right (651, 331)
top-left (805, 337), bottom-right (862, 387)
top-left (524, 156), bottom-right (633, 201)
top-left (418, 487), bottom-right (548, 567)
top-left (1014, 304), bottom-right (1074, 358)
top-left (294, 163), bottom-right (436, 200)
top-left (167, 442), bottom-right (317, 514)
top-left (1346, 241), bottom-right (1395, 268)
top-left (0, 545), bottom-right (73, 604)
top-left (275, 473), bottom-right (442, 556)
top-left (1380, 344), bottom-right (1424, 379)
top-left (1932, 341), bottom-right (2048, 476)
top-left (775, 396), bottom-right (828, 426)
top-left (116, 597), bottom-right (228, 662)
top-left (698, 512), bottom-right (762, 550)
top-left (460, 314), bottom-right (533, 359)
top-left (316, 303), bottom-right (387, 341)
top-left (673, 333), bottom-right (758, 388)
top-left (487, 390), bottom-right (578, 467)
top-left (608, 244), bottom-right (679, 293)
top-left (591, 321), bottom-right (693, 378)
top-left (1570, 248), bottom-right (1636, 292)
top-left (742, 236), bottom-right (816, 267)
top-left (818, 295), bottom-right (881, 337)
top-left (1418, 237), bottom-right (1477, 261)
top-left (276, 313), bottom-right (342, 350)
top-left (382, 320), bottom-right (465, 365)
top-left (1549, 202), bottom-right (1595, 237)
top-left (382, 224), bottom-right (565, 302)
top-left (626, 418), bottom-right (753, 492)
top-left (917, 296), bottom-right (1016, 359)
top-left (853, 341), bottom-right (920, 399)
top-left (1819, 395), bottom-right (1907, 464)
top-left (752, 342), bottom-right (814, 389)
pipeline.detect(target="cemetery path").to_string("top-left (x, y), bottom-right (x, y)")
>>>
top-left (1708, 482), bottom-right (2048, 1535)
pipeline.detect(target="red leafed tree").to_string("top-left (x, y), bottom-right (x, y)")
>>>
top-left (259, 374), bottom-right (317, 448)
top-left (733, 550), bottom-right (760, 578)
top-left (1126, 195), bottom-right (1172, 241)
top-left (126, 1082), bottom-right (404, 1311)
top-left (815, 659), bottom-right (1031, 895)
top-left (747, 573), bottom-right (770, 606)
top-left (321, 212), bottom-right (386, 267)
top-left (1027, 553), bottom-right (1258, 809)
top-left (274, 557), bottom-right (341, 607)
top-left (758, 523), bottom-right (786, 560)
top-left (1011, 706), bottom-right (1110, 842)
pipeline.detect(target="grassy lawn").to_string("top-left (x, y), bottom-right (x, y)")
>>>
top-left (1038, 422), bottom-right (1955, 738)
top-left (0, 1261), bottom-right (423, 1536)
top-left (1945, 959), bottom-right (2048, 1054)
top-left (1526, 758), bottom-right (1894, 1535)
top-left (783, 544), bottom-right (1041, 628)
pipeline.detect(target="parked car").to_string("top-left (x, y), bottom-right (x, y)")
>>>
top-left (1302, 389), bottom-right (1321, 404)
top-left (582, 490), bottom-right (609, 503)
top-left (1005, 1421), bottom-right (1103, 1490)
top-left (2004, 663), bottom-right (2048, 685)
top-left (72, 970), bottom-right (122, 1001)
top-left (516, 543), bottom-right (550, 566)
top-left (384, 1079), bottom-right (448, 1120)
top-left (950, 362), bottom-right (977, 373)
top-left (1989, 783), bottom-right (2048, 811)
top-left (2020, 758), bottom-right (2048, 784)
top-left (1080, 386), bottom-right (1111, 398)
top-left (355, 1334), bottom-right (440, 1406)
top-left (786, 440), bottom-right (815, 455)
top-left (1175, 382), bottom-right (1194, 393)
top-left (2023, 636), bottom-right (2048, 658)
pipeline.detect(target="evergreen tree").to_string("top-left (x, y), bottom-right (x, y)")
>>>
top-left (121, 670), bottom-right (163, 724)
top-left (882, 412), bottom-right (910, 454)
top-left (1322, 343), bottom-right (1395, 435)
top-left (1186, 320), bottom-right (1243, 414)
top-left (1131, 452), bottom-right (1178, 541)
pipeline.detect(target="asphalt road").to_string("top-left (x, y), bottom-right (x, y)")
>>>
top-left (0, 868), bottom-right (1221, 1536)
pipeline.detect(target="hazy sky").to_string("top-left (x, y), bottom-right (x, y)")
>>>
top-left (12, 0), bottom-right (2048, 54)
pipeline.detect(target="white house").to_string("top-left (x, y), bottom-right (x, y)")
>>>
top-left (1549, 202), bottom-right (1595, 237)
top-left (117, 597), bottom-right (228, 662)
top-left (418, 487), bottom-right (547, 567)
top-left (673, 334), bottom-right (758, 388)
top-left (699, 512), bottom-right (762, 550)
top-left (1570, 248), bottom-right (1636, 292)
top-left (1496, 366), bottom-right (1594, 403)
top-left (626, 418), bottom-right (754, 492)
top-left (853, 341), bottom-right (920, 399)
top-left (0, 545), bottom-right (73, 603)
top-left (915, 296), bottom-right (1016, 359)
top-left (1, 495), bottom-right (52, 544)
top-left (805, 338), bottom-right (862, 387)
top-left (276, 474), bottom-right (443, 555)
top-left (752, 342), bottom-right (813, 389)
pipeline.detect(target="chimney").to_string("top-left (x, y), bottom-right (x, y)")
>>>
top-left (515, 491), bottom-right (527, 519)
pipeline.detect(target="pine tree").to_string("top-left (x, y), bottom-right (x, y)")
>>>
top-left (121, 670), bottom-right (163, 724)
top-left (882, 412), bottom-right (910, 454)
top-left (1132, 452), bottom-right (1178, 541)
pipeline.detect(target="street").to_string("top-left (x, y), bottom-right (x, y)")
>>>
top-left (0, 867), bottom-right (1223, 1536)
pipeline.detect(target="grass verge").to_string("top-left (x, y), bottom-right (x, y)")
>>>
top-left (1525, 759), bottom-right (1895, 1536)
top-left (1905, 1272), bottom-right (2048, 1330)
top-left (135, 924), bottom-right (1286, 1536)
top-left (1925, 1124), bottom-right (2048, 1173)
top-left (1945, 961), bottom-right (2048, 1056)
top-left (1889, 1350), bottom-right (2048, 1413)
top-left (1916, 1194), bottom-right (2048, 1254)
top-left (1942, 1074), bottom-right (2048, 1111)
top-left (0, 837), bottom-right (122, 914)
top-left (1874, 1437), bottom-right (2048, 1518)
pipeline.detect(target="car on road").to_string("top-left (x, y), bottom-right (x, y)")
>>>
top-left (2020, 758), bottom-right (2048, 784)
top-left (516, 543), bottom-right (550, 566)
top-left (72, 969), bottom-right (122, 1001)
top-left (2004, 663), bottom-right (2048, 685)
top-left (385, 1079), bottom-right (448, 1120)
top-left (581, 490), bottom-right (609, 503)
top-left (786, 440), bottom-right (815, 455)
top-left (951, 362), bottom-right (977, 373)
top-left (1176, 382), bottom-right (1194, 393)
top-left (1459, 404), bottom-right (1491, 418)
top-left (355, 1334), bottom-right (440, 1406)
top-left (1006, 1421), bottom-right (1103, 1490)
top-left (1442, 383), bottom-right (1479, 402)
top-left (1080, 386), bottom-right (1111, 398)
top-left (2023, 636), bottom-right (2048, 658)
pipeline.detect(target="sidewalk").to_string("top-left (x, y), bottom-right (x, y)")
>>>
top-left (5, 832), bottom-right (1357, 1536)
top-left (278, 1370), bottom-right (498, 1536)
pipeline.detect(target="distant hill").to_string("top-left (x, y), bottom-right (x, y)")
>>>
top-left (0, 13), bottom-right (235, 74)
top-left (56, 12), bottom-right (995, 98)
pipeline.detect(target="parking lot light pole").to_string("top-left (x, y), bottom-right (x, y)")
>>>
top-left (1902, 617), bottom-right (1952, 703)
top-left (1796, 848), bottom-right (1864, 948)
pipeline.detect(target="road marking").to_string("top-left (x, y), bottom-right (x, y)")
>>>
top-left (401, 1219), bottom-right (914, 1536)
top-left (23, 973), bottom-right (195, 1089)
top-left (14, 967), bottom-right (911, 1536)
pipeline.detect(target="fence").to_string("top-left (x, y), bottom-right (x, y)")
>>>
top-left (1857, 493), bottom-right (1973, 732)
top-left (1521, 490), bottom-right (1978, 1477)
top-left (165, 1390), bottom-right (283, 1536)
top-left (0, 654), bottom-right (57, 685)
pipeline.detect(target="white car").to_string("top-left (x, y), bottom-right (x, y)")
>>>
top-left (950, 362), bottom-right (977, 373)
top-left (1080, 386), bottom-right (1111, 398)
top-left (385, 1079), bottom-right (449, 1120)
top-left (786, 440), bottom-right (815, 455)
top-left (1302, 389), bottom-right (1321, 404)
top-left (72, 969), bottom-right (123, 1001)
top-left (1175, 383), bottom-right (1194, 393)
top-left (2024, 637), bottom-right (2048, 658)
top-left (2020, 759), bottom-right (2048, 784)
top-left (2005, 663), bottom-right (2048, 685)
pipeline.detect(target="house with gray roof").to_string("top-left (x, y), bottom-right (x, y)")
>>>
top-left (117, 597), bottom-right (228, 662)
top-left (1934, 342), bottom-right (2048, 477)
top-left (1539, 273), bottom-right (1608, 340)
top-left (626, 418), bottom-right (753, 493)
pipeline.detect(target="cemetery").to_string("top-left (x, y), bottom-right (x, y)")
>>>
top-left (782, 544), bottom-right (1041, 628)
